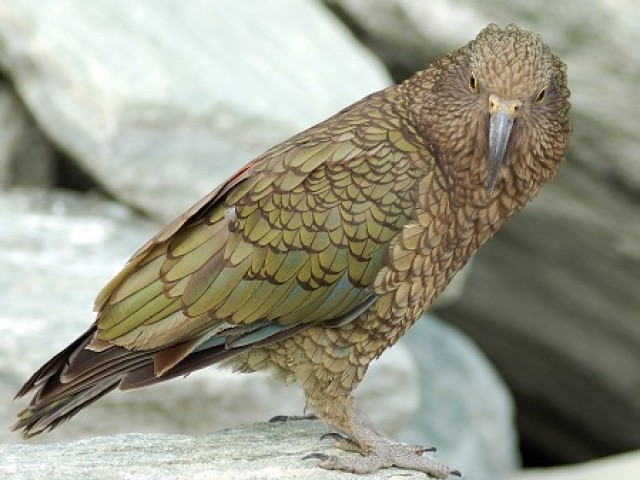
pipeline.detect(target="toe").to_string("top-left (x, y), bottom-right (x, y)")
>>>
top-left (302, 452), bottom-right (330, 461)
top-left (320, 432), bottom-right (346, 442)
top-left (413, 445), bottom-right (437, 454)
top-left (268, 415), bottom-right (289, 423)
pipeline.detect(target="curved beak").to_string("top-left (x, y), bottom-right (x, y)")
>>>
top-left (487, 95), bottom-right (521, 195)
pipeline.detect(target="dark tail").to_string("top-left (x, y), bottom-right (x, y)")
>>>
top-left (11, 327), bottom-right (254, 438)
top-left (12, 327), bottom-right (155, 437)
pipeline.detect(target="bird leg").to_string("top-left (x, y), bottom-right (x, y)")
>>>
top-left (307, 398), bottom-right (461, 479)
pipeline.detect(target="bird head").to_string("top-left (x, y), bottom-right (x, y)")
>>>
top-left (406, 24), bottom-right (571, 200)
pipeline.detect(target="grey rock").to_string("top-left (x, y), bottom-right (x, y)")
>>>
top-left (0, 0), bottom-right (390, 222)
top-left (513, 450), bottom-right (640, 480)
top-left (0, 421), bottom-right (429, 480)
top-left (0, 81), bottom-right (55, 188)
top-left (0, 189), bottom-right (417, 444)
top-left (327, 0), bottom-right (640, 462)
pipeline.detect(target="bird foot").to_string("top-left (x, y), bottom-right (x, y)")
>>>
top-left (268, 413), bottom-right (317, 423)
top-left (305, 441), bottom-right (460, 479)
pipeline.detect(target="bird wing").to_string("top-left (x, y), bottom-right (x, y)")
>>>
top-left (91, 91), bottom-right (422, 374)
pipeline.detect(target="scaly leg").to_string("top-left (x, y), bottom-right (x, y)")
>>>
top-left (307, 399), bottom-right (461, 479)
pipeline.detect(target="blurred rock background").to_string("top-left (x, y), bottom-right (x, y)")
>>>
top-left (0, 1), bottom-right (638, 479)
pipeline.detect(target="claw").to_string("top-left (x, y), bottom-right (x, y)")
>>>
top-left (415, 445), bottom-right (437, 454)
top-left (268, 415), bottom-right (289, 423)
top-left (450, 469), bottom-right (462, 477)
top-left (320, 432), bottom-right (347, 442)
top-left (302, 452), bottom-right (330, 461)
top-left (269, 413), bottom-right (317, 423)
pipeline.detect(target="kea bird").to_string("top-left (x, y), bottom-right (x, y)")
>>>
top-left (13, 24), bottom-right (570, 478)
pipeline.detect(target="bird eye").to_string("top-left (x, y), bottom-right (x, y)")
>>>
top-left (535, 87), bottom-right (547, 103)
top-left (469, 73), bottom-right (478, 91)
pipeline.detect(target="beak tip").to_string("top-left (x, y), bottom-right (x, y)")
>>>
top-left (486, 170), bottom-right (499, 196)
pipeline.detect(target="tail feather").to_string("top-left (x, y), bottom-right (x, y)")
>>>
top-left (17, 379), bottom-right (120, 438)
top-left (12, 327), bottom-right (252, 437)
top-left (14, 330), bottom-right (90, 400)
top-left (120, 344), bottom-right (251, 390)
top-left (12, 328), bottom-right (155, 437)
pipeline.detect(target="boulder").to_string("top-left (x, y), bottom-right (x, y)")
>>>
top-left (326, 0), bottom-right (640, 464)
top-left (513, 450), bottom-right (640, 480)
top-left (0, 0), bottom-right (390, 221)
top-left (1, 421), bottom-right (429, 480)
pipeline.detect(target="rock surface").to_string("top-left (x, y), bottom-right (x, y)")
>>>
top-left (2, 420), bottom-right (430, 480)
top-left (513, 450), bottom-right (640, 480)
top-left (1, 189), bottom-right (517, 479)
top-left (3, 420), bottom-right (638, 480)
top-left (327, 0), bottom-right (640, 464)
top-left (0, 0), bottom-right (390, 221)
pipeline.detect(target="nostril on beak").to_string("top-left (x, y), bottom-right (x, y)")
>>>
top-left (489, 94), bottom-right (500, 113)
top-left (509, 101), bottom-right (523, 118)
top-left (489, 96), bottom-right (522, 119)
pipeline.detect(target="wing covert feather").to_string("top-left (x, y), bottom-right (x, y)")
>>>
top-left (94, 90), bottom-right (424, 353)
